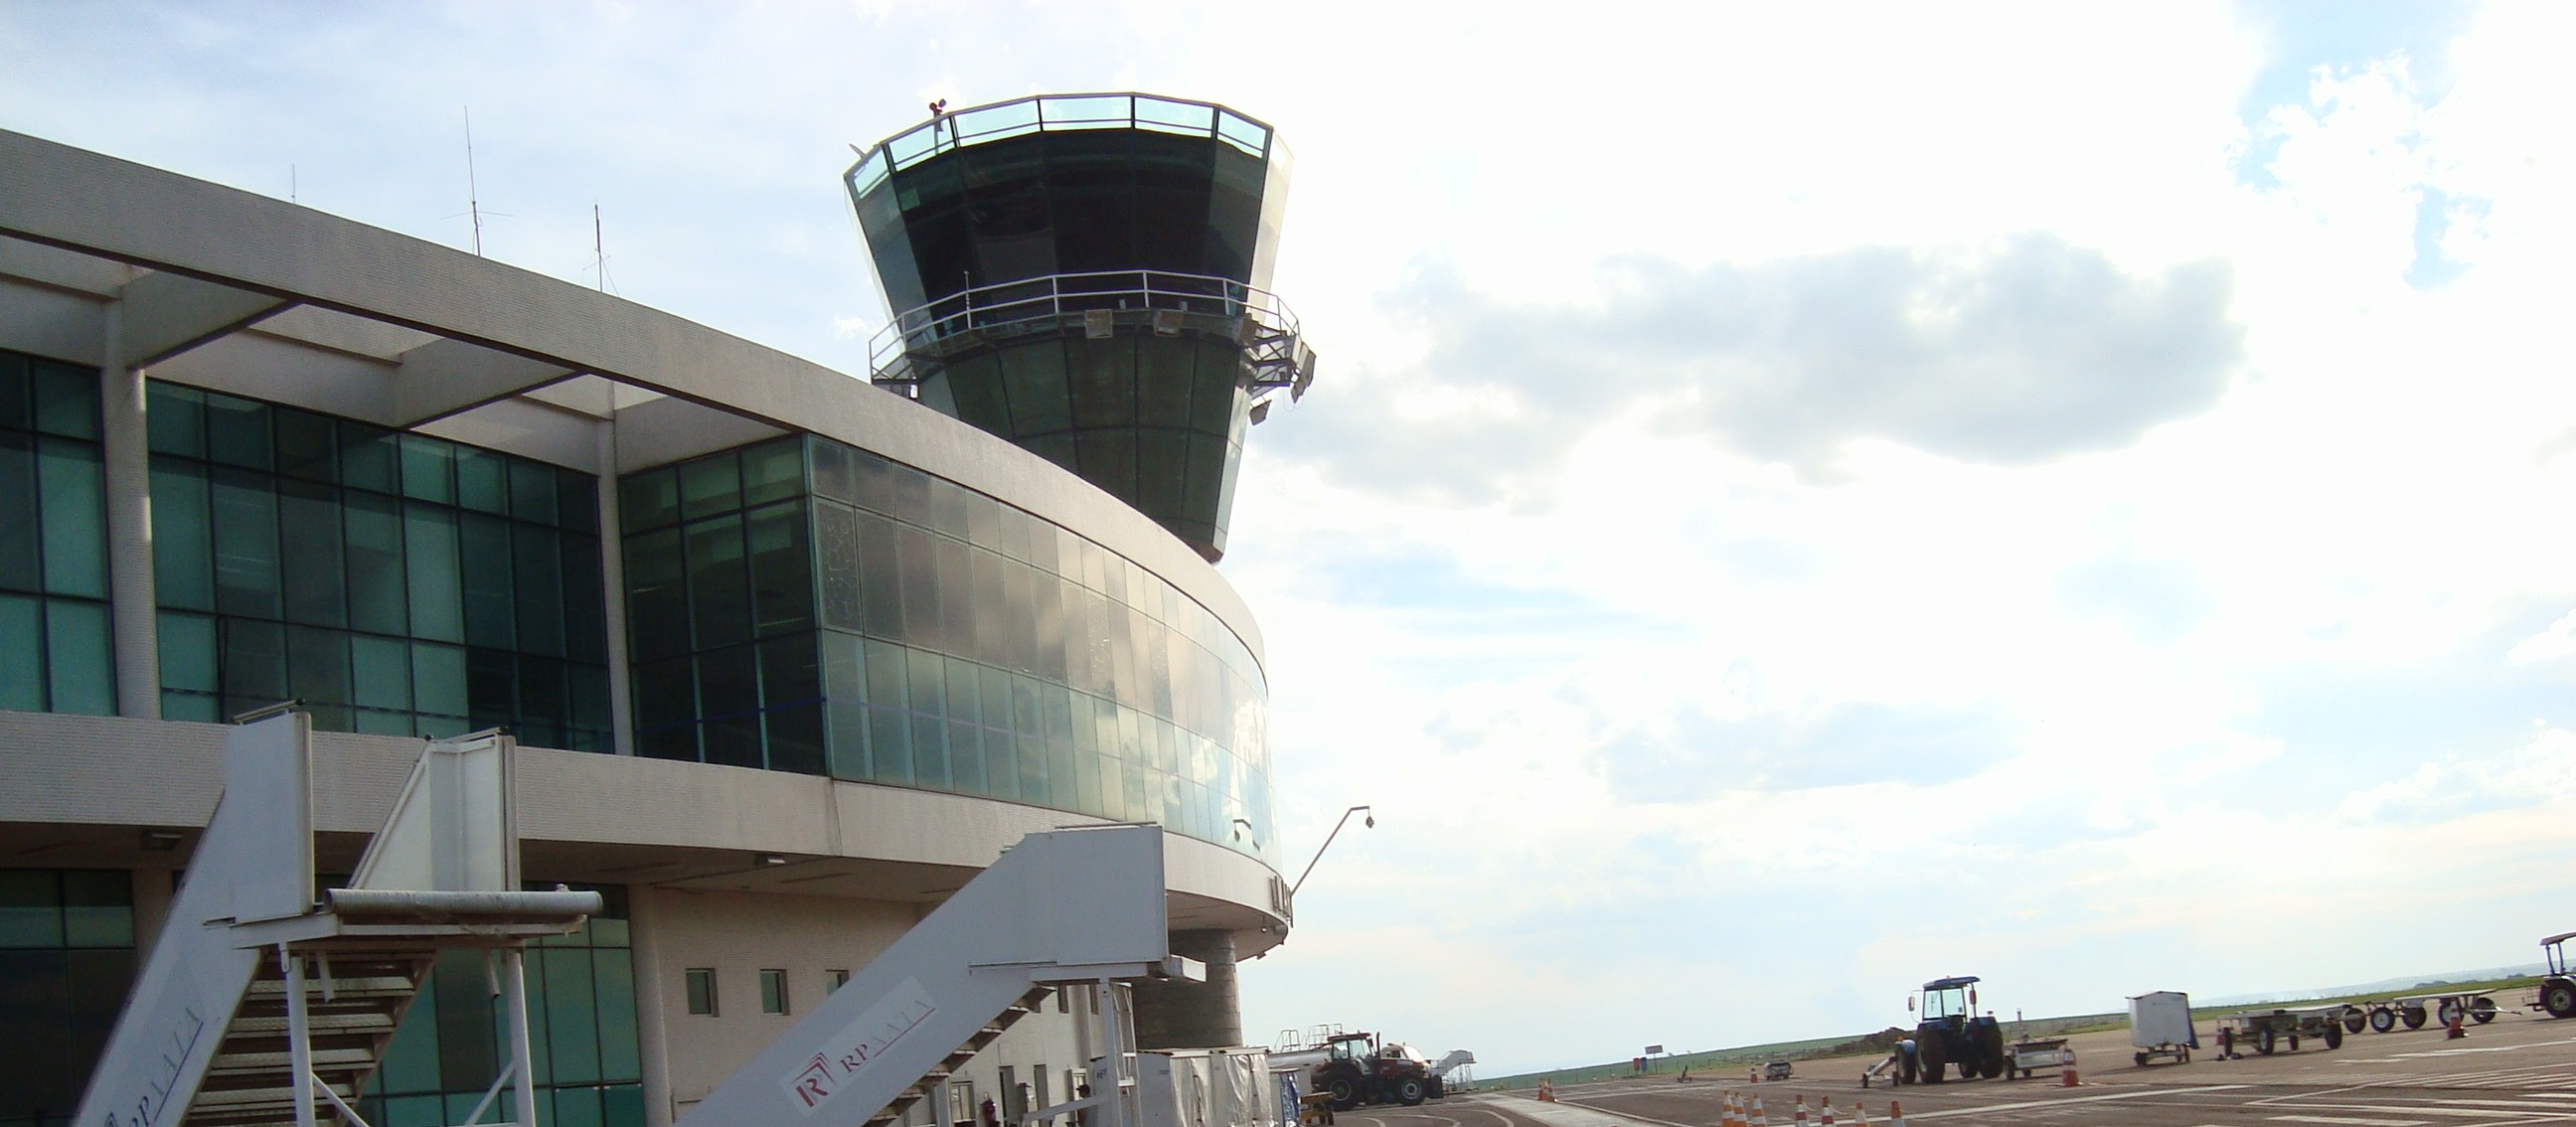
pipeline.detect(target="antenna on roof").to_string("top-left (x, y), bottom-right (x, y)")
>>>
top-left (290, 164), bottom-right (297, 204)
top-left (589, 203), bottom-right (617, 295)
top-left (465, 106), bottom-right (485, 256)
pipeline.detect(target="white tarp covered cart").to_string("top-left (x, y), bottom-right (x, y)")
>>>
top-left (2128, 991), bottom-right (2198, 1066)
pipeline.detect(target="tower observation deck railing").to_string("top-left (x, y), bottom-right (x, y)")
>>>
top-left (845, 92), bottom-right (1275, 198)
top-left (867, 269), bottom-right (1316, 402)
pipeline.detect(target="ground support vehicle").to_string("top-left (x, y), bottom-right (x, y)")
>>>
top-left (2353, 998), bottom-right (2437, 1033)
top-left (1309, 1033), bottom-right (1439, 1109)
top-left (2220, 1006), bottom-right (2345, 1055)
top-left (2540, 932), bottom-right (2576, 1019)
top-left (2004, 1038), bottom-right (2073, 1079)
top-left (1907, 976), bottom-right (2006, 1083)
top-left (1764, 1060), bottom-right (1793, 1081)
top-left (2128, 991), bottom-right (2198, 1066)
top-left (2385, 991), bottom-right (2499, 1029)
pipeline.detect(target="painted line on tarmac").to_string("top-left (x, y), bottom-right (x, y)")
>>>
top-left (1895, 1084), bottom-right (2251, 1120)
top-left (2262, 1116), bottom-right (2429, 1126)
top-left (1516, 1095), bottom-right (1695, 1127)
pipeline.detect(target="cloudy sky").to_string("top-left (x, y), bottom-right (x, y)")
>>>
top-left (8, 0), bottom-right (2574, 1075)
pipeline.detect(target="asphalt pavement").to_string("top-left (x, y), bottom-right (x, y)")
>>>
top-left (1342, 1012), bottom-right (2576, 1127)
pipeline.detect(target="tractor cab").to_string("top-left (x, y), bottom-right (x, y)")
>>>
top-left (1326, 1033), bottom-right (1378, 1062)
top-left (1912, 976), bottom-right (1982, 1030)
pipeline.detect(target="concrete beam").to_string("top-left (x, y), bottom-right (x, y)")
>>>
top-left (116, 268), bottom-right (293, 367)
top-left (391, 335), bottom-right (579, 426)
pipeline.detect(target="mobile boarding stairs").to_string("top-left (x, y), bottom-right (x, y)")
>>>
top-left (78, 712), bottom-right (1208, 1127)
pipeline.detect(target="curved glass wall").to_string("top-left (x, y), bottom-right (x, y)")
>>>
top-left (618, 435), bottom-right (1274, 864)
top-left (146, 382), bottom-right (613, 747)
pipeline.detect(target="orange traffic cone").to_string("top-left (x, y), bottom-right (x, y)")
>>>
top-left (1726, 1091), bottom-right (1745, 1127)
top-left (1749, 1094), bottom-right (1770, 1127)
top-left (1820, 1096), bottom-right (1837, 1126)
top-left (2060, 1051), bottom-right (2078, 1088)
top-left (1887, 1101), bottom-right (1906, 1127)
top-left (1852, 1102), bottom-right (1873, 1127)
top-left (1794, 1095), bottom-right (1810, 1126)
top-left (2447, 1013), bottom-right (2467, 1040)
top-left (1537, 1079), bottom-right (1554, 1102)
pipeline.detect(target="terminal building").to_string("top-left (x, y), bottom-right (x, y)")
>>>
top-left (0, 92), bottom-right (1311, 1127)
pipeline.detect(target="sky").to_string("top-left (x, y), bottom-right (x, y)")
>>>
top-left (5, 0), bottom-right (2573, 1077)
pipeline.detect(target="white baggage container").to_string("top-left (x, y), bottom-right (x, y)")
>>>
top-left (2128, 991), bottom-right (2198, 1065)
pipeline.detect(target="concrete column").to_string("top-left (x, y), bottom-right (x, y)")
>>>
top-left (1129, 929), bottom-right (1240, 1049)
top-left (597, 422), bottom-right (635, 755)
top-left (629, 885), bottom-right (677, 1127)
top-left (98, 302), bottom-right (161, 720)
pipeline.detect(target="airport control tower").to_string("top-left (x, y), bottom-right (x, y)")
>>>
top-left (846, 93), bottom-right (1315, 564)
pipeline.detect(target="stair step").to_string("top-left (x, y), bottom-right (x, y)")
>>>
top-left (227, 1012), bottom-right (400, 1036)
top-left (207, 1047), bottom-right (381, 1073)
top-left (244, 976), bottom-right (417, 999)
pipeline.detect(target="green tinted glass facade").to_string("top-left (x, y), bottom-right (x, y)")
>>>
top-left (146, 382), bottom-right (611, 747)
top-left (0, 870), bottom-right (136, 1127)
top-left (360, 886), bottom-right (642, 1127)
top-left (0, 351), bottom-right (114, 718)
top-left (620, 435), bottom-right (1274, 860)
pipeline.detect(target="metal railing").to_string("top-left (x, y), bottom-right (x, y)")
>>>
top-left (846, 92), bottom-right (1275, 198)
top-left (866, 269), bottom-right (1314, 399)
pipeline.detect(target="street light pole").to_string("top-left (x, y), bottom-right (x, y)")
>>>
top-left (1290, 805), bottom-right (1373, 895)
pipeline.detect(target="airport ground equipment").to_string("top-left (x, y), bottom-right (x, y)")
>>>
top-left (1305, 1033), bottom-right (1440, 1109)
top-left (2127, 992), bottom-right (2198, 1066)
top-left (2003, 1038), bottom-right (2073, 1079)
top-left (2538, 932), bottom-right (2576, 1019)
top-left (78, 711), bottom-right (1209, 1127)
top-left (2384, 991), bottom-right (2499, 1029)
top-left (1764, 1061), bottom-right (1793, 1081)
top-left (75, 716), bottom-right (599, 1127)
top-left (2219, 1006), bottom-right (2345, 1055)
top-left (1906, 977), bottom-right (2005, 1083)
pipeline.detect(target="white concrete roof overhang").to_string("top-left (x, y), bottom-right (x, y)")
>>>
top-left (0, 130), bottom-right (1285, 947)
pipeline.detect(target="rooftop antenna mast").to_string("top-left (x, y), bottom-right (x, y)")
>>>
top-left (465, 106), bottom-right (485, 256)
top-left (590, 203), bottom-right (612, 294)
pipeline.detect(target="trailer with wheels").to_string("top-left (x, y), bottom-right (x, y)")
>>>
top-left (2128, 991), bottom-right (2198, 1066)
top-left (2004, 1038), bottom-right (2073, 1079)
top-left (2383, 991), bottom-right (2501, 1030)
top-left (2219, 1006), bottom-right (2345, 1056)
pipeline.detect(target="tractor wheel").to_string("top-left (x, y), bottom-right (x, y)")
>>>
top-left (1918, 1039), bottom-right (1947, 1084)
top-left (2472, 996), bottom-right (2497, 1024)
top-left (2342, 1008), bottom-right (2366, 1034)
top-left (2256, 1028), bottom-right (2278, 1055)
top-left (2437, 999), bottom-right (2464, 1027)
top-left (2402, 1006), bottom-right (2428, 1030)
top-left (2324, 1024), bottom-right (2343, 1049)
top-left (1396, 1079), bottom-right (1426, 1107)
top-left (1325, 1074), bottom-right (1361, 1111)
top-left (1897, 1051), bottom-right (1917, 1085)
top-left (2367, 1007), bottom-right (2396, 1034)
top-left (1978, 1028), bottom-right (2006, 1080)
top-left (2544, 980), bottom-right (2576, 1019)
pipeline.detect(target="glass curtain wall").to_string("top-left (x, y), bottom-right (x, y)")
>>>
top-left (619, 435), bottom-right (1275, 860)
top-left (0, 870), bottom-right (135, 1127)
top-left (145, 382), bottom-right (612, 748)
top-left (0, 350), bottom-right (114, 717)
top-left (359, 886), bottom-right (642, 1127)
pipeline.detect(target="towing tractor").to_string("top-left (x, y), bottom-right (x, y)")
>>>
top-left (1311, 1032), bottom-right (1441, 1109)
top-left (2542, 931), bottom-right (2576, 1019)
top-left (1905, 976), bottom-right (2007, 1083)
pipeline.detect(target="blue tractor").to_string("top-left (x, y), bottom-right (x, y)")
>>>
top-left (1903, 976), bottom-right (2006, 1083)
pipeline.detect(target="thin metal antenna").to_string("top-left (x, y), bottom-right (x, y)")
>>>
top-left (290, 164), bottom-right (297, 204)
top-left (592, 204), bottom-right (606, 293)
top-left (465, 106), bottom-right (484, 256)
